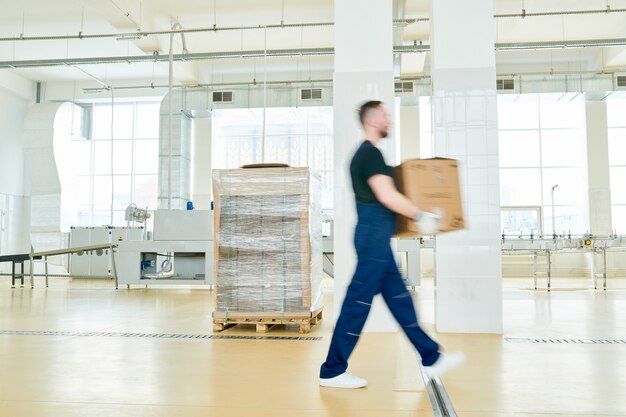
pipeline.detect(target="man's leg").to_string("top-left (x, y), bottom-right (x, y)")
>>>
top-left (320, 256), bottom-right (386, 379)
top-left (380, 256), bottom-right (440, 366)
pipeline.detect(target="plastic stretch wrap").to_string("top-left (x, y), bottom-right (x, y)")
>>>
top-left (213, 167), bottom-right (323, 315)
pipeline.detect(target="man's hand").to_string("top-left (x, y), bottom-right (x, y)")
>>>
top-left (415, 211), bottom-right (442, 235)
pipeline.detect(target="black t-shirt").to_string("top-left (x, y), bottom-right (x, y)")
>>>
top-left (350, 140), bottom-right (394, 203)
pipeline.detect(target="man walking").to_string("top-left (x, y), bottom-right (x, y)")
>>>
top-left (320, 101), bottom-right (465, 389)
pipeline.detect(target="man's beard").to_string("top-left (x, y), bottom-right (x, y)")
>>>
top-left (380, 128), bottom-right (388, 138)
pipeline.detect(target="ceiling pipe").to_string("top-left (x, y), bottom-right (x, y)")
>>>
top-left (1, 7), bottom-right (624, 43)
top-left (495, 6), bottom-right (625, 18)
top-left (0, 19), bottom-right (425, 43)
top-left (496, 38), bottom-right (626, 50)
top-left (0, 21), bottom-right (341, 42)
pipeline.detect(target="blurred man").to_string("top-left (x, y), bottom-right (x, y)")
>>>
top-left (319, 101), bottom-right (465, 389)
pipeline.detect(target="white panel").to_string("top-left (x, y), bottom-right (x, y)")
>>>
top-left (399, 105), bottom-right (421, 161)
top-left (69, 228), bottom-right (91, 276)
top-left (191, 117), bottom-right (213, 210)
top-left (153, 210), bottom-right (213, 241)
top-left (90, 227), bottom-right (112, 276)
top-left (401, 54), bottom-right (426, 77)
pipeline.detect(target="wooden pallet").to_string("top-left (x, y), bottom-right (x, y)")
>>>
top-left (212, 308), bottom-right (323, 334)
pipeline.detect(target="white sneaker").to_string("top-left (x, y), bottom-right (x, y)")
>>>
top-left (320, 372), bottom-right (368, 389)
top-left (423, 352), bottom-right (466, 379)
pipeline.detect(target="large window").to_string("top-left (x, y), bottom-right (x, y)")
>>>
top-left (498, 96), bottom-right (588, 235)
top-left (608, 99), bottom-right (626, 233)
top-left (212, 107), bottom-right (334, 208)
top-left (418, 95), bottom-right (588, 235)
top-left (70, 100), bottom-right (161, 226)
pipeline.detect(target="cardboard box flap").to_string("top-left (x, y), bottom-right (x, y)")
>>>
top-left (242, 163), bottom-right (290, 168)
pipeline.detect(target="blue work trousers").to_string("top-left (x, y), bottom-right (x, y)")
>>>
top-left (320, 202), bottom-right (440, 378)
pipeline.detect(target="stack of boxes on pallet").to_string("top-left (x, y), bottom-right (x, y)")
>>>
top-left (212, 166), bottom-right (323, 332)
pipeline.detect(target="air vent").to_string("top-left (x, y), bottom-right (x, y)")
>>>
top-left (395, 81), bottom-right (414, 93)
top-left (497, 79), bottom-right (515, 90)
top-left (617, 76), bottom-right (626, 88)
top-left (301, 88), bottom-right (323, 100)
top-left (213, 91), bottom-right (233, 103)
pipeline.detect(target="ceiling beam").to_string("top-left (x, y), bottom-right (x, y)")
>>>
top-left (3, 40), bottom-right (626, 70)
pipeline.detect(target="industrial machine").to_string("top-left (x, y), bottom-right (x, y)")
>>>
top-left (69, 226), bottom-right (144, 278)
top-left (115, 209), bottom-right (214, 288)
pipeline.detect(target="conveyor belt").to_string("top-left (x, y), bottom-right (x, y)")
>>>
top-left (29, 244), bottom-right (119, 289)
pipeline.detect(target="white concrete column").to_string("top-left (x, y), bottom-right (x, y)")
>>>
top-left (430, 0), bottom-right (503, 333)
top-left (333, 0), bottom-right (397, 332)
top-left (586, 101), bottom-right (612, 235)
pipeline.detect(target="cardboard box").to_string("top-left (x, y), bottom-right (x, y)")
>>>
top-left (393, 158), bottom-right (464, 237)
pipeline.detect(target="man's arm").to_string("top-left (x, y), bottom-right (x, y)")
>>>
top-left (368, 174), bottom-right (421, 220)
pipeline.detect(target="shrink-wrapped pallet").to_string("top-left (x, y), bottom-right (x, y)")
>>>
top-left (212, 167), bottom-right (323, 318)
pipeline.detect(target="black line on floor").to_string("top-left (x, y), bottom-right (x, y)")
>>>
top-left (0, 330), bottom-right (322, 341)
top-left (506, 337), bottom-right (625, 344)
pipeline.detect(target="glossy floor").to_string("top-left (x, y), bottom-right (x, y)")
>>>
top-left (0, 276), bottom-right (624, 417)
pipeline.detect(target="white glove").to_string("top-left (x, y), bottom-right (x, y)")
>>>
top-left (415, 211), bottom-right (442, 235)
